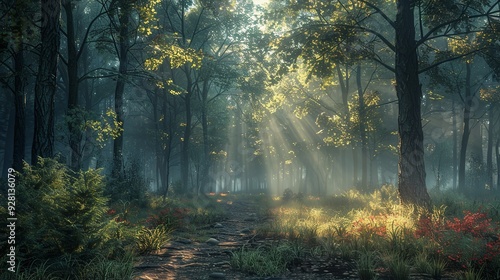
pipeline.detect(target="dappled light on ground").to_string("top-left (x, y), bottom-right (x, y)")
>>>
top-left (256, 186), bottom-right (500, 279)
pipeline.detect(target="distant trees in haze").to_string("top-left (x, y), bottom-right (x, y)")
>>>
top-left (1, 0), bottom-right (500, 205)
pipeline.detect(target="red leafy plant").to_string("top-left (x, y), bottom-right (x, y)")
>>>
top-left (351, 215), bottom-right (388, 239)
top-left (416, 210), bottom-right (500, 269)
top-left (146, 207), bottom-right (189, 229)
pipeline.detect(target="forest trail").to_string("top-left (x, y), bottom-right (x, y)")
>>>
top-left (132, 197), bottom-right (271, 280)
top-left (132, 196), bottom-right (349, 280)
top-left (132, 195), bottom-right (448, 280)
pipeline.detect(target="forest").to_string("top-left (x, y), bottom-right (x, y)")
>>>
top-left (1, 0), bottom-right (500, 279)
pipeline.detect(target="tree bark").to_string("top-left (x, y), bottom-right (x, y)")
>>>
top-left (112, 0), bottom-right (130, 178)
top-left (458, 62), bottom-right (472, 191)
top-left (395, 0), bottom-right (430, 207)
top-left (356, 64), bottom-right (368, 189)
top-left (336, 66), bottom-right (351, 187)
top-left (13, 44), bottom-right (25, 171)
top-left (452, 98), bottom-right (458, 189)
top-left (496, 138), bottom-right (500, 193)
top-left (32, 0), bottom-right (60, 164)
top-left (200, 78), bottom-right (211, 193)
top-left (486, 104), bottom-right (495, 189)
top-left (180, 81), bottom-right (193, 192)
top-left (63, 0), bottom-right (82, 170)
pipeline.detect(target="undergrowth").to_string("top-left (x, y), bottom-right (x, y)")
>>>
top-left (243, 185), bottom-right (500, 279)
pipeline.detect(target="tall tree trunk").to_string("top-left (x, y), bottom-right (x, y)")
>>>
top-left (486, 104), bottom-right (495, 189)
top-left (356, 64), bottom-right (368, 189)
top-left (336, 66), bottom-right (351, 187)
top-left (13, 44), bottom-right (25, 171)
top-left (395, 0), bottom-right (430, 207)
top-left (452, 98), bottom-right (458, 189)
top-left (496, 138), bottom-right (500, 193)
top-left (200, 78), bottom-right (211, 193)
top-left (458, 62), bottom-right (472, 191)
top-left (4, 109), bottom-right (15, 176)
top-left (161, 93), bottom-right (174, 196)
top-left (63, 0), bottom-right (82, 170)
top-left (112, 0), bottom-right (130, 178)
top-left (181, 86), bottom-right (192, 192)
top-left (32, 0), bottom-right (60, 164)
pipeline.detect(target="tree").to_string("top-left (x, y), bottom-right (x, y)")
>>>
top-left (266, 0), bottom-right (500, 206)
top-left (59, 0), bottom-right (107, 170)
top-left (394, 0), bottom-right (430, 206)
top-left (32, 0), bottom-right (61, 164)
top-left (0, 0), bottom-right (32, 171)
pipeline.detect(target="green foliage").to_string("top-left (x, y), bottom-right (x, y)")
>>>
top-left (186, 206), bottom-right (227, 225)
top-left (281, 188), bottom-right (305, 203)
top-left (0, 158), bottom-right (136, 279)
top-left (145, 206), bottom-right (188, 229)
top-left (77, 253), bottom-right (134, 280)
top-left (135, 225), bottom-right (172, 254)
top-left (85, 108), bottom-right (123, 147)
top-left (2, 253), bottom-right (134, 280)
top-left (17, 158), bottom-right (108, 261)
top-left (386, 256), bottom-right (411, 280)
top-left (230, 243), bottom-right (299, 276)
top-left (106, 159), bottom-right (148, 204)
top-left (61, 107), bottom-right (123, 149)
top-left (356, 251), bottom-right (378, 280)
top-left (463, 266), bottom-right (485, 280)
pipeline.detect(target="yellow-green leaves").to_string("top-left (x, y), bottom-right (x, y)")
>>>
top-left (85, 109), bottom-right (123, 148)
top-left (480, 86), bottom-right (500, 103)
top-left (144, 43), bottom-right (204, 71)
top-left (137, 0), bottom-right (162, 36)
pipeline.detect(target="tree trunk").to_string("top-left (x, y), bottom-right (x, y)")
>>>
top-left (452, 98), bottom-right (458, 189)
top-left (336, 66), bottom-right (351, 188)
top-left (181, 87), bottom-right (192, 192)
top-left (4, 109), bottom-right (15, 176)
top-left (356, 64), bottom-right (368, 189)
top-left (13, 45), bottom-right (25, 171)
top-left (458, 62), bottom-right (472, 191)
top-left (200, 78), bottom-right (211, 193)
top-left (496, 138), bottom-right (500, 193)
top-left (395, 0), bottom-right (430, 207)
top-left (63, 0), bottom-right (82, 170)
top-left (486, 104), bottom-right (495, 189)
top-left (32, 0), bottom-right (60, 164)
top-left (112, 0), bottom-right (130, 178)
top-left (162, 94), bottom-right (175, 196)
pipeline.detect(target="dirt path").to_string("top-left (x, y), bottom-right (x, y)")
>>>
top-left (132, 196), bottom-right (459, 280)
top-left (133, 199), bottom-right (267, 280)
top-left (132, 198), bottom-right (358, 280)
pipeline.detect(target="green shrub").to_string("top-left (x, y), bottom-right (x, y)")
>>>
top-left (106, 159), bottom-right (148, 204)
top-left (17, 158), bottom-right (109, 261)
top-left (3, 157), bottom-right (137, 279)
top-left (135, 225), bottom-right (172, 254)
top-left (386, 257), bottom-right (411, 280)
top-left (77, 253), bottom-right (134, 280)
top-left (230, 243), bottom-right (298, 276)
top-left (356, 251), bottom-right (378, 280)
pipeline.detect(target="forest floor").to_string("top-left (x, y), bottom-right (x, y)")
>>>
top-left (131, 195), bottom-right (457, 280)
top-left (132, 196), bottom-right (356, 280)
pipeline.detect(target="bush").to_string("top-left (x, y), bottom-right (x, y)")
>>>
top-left (282, 188), bottom-right (305, 203)
top-left (16, 158), bottom-right (109, 261)
top-left (231, 243), bottom-right (298, 276)
top-left (416, 209), bottom-right (500, 270)
top-left (106, 159), bottom-right (148, 204)
top-left (135, 225), bottom-right (172, 254)
top-left (145, 207), bottom-right (188, 229)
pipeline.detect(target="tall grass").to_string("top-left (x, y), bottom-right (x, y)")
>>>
top-left (245, 186), bottom-right (500, 279)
